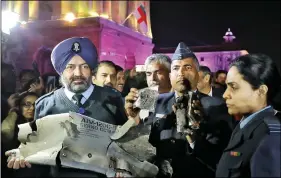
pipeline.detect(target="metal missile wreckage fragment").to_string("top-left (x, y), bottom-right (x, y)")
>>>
top-left (13, 112), bottom-right (158, 177)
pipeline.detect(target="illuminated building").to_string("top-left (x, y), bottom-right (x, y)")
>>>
top-left (2, 1), bottom-right (154, 71)
top-left (154, 28), bottom-right (248, 72)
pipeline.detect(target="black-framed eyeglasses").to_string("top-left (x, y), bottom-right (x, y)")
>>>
top-left (22, 102), bottom-right (35, 109)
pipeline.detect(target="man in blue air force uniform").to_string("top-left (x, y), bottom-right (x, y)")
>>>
top-left (6, 37), bottom-right (128, 178)
top-left (148, 42), bottom-right (236, 177)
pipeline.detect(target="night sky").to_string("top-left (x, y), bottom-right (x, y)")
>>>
top-left (150, 1), bottom-right (280, 70)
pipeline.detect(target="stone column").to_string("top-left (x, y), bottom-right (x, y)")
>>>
top-left (61, 1), bottom-right (72, 16)
top-left (103, 1), bottom-right (112, 19)
top-left (118, 1), bottom-right (127, 25)
top-left (77, 1), bottom-right (88, 17)
top-left (28, 1), bottom-right (39, 21)
top-left (96, 1), bottom-right (103, 15)
top-left (13, 1), bottom-right (23, 20)
top-left (5, 1), bottom-right (13, 11)
top-left (126, 1), bottom-right (136, 29)
top-left (51, 1), bottom-right (61, 20)
top-left (111, 1), bottom-right (119, 23)
top-left (129, 1), bottom-right (138, 31)
top-left (22, 1), bottom-right (29, 21)
top-left (143, 1), bottom-right (152, 38)
top-left (88, 1), bottom-right (99, 16)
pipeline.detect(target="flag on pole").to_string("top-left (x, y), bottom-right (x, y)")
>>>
top-left (133, 4), bottom-right (148, 34)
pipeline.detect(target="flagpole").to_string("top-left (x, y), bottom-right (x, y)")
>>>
top-left (121, 12), bottom-right (134, 26)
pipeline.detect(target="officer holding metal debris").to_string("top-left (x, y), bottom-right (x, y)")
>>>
top-left (5, 37), bottom-right (162, 178)
top-left (125, 42), bottom-right (235, 177)
top-left (5, 37), bottom-right (128, 178)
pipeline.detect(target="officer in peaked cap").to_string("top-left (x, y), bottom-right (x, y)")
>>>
top-left (6, 37), bottom-right (128, 177)
top-left (146, 42), bottom-right (235, 177)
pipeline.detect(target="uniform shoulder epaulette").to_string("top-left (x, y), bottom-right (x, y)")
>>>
top-left (35, 90), bottom-right (55, 105)
top-left (104, 85), bottom-right (118, 92)
top-left (264, 116), bottom-right (281, 134)
top-left (105, 86), bottom-right (119, 93)
top-left (103, 85), bottom-right (122, 96)
top-left (111, 87), bottom-right (120, 94)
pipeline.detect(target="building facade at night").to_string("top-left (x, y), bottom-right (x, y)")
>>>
top-left (2, 1), bottom-right (248, 74)
top-left (2, 1), bottom-right (154, 73)
top-left (154, 29), bottom-right (248, 72)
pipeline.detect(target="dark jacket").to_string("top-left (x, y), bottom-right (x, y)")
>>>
top-left (212, 86), bottom-right (225, 98)
top-left (35, 85), bottom-right (127, 125)
top-left (149, 91), bottom-right (235, 177)
top-left (216, 107), bottom-right (281, 178)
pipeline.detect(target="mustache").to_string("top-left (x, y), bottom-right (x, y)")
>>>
top-left (70, 76), bottom-right (87, 82)
top-left (176, 78), bottom-right (186, 83)
top-left (176, 78), bottom-right (191, 89)
top-left (150, 82), bottom-right (159, 86)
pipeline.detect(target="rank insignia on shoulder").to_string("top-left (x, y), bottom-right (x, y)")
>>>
top-left (230, 151), bottom-right (241, 157)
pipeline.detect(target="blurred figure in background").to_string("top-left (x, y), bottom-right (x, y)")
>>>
top-left (1, 63), bottom-right (17, 120)
top-left (18, 69), bottom-right (38, 92)
top-left (197, 66), bottom-right (225, 98)
top-left (213, 70), bottom-right (227, 90)
top-left (122, 68), bottom-right (137, 97)
top-left (115, 65), bottom-right (125, 92)
top-left (122, 71), bottom-right (148, 97)
top-left (32, 46), bottom-right (57, 77)
top-left (133, 72), bottom-right (148, 90)
top-left (130, 67), bottom-right (137, 78)
top-left (124, 69), bottom-right (131, 82)
top-left (2, 92), bottom-right (38, 151)
top-left (92, 60), bottom-right (117, 88)
top-left (1, 63), bottom-right (17, 98)
top-left (17, 69), bottom-right (44, 96)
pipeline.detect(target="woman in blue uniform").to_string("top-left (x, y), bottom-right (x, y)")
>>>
top-left (216, 53), bottom-right (281, 177)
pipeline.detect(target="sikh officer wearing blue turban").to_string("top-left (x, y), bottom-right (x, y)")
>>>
top-left (35, 37), bottom-right (127, 123)
top-left (6, 37), bottom-right (128, 177)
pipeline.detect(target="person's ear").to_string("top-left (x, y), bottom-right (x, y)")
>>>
top-left (258, 84), bottom-right (268, 96)
top-left (204, 74), bottom-right (211, 83)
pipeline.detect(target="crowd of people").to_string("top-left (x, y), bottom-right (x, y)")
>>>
top-left (1, 37), bottom-right (280, 178)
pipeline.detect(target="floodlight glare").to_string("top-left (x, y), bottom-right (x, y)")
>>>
top-left (64, 12), bottom-right (75, 22)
